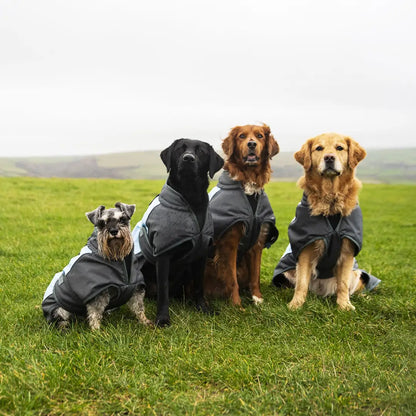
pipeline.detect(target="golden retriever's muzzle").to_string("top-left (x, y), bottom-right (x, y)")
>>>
top-left (321, 153), bottom-right (341, 177)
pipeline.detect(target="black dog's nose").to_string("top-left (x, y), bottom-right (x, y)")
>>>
top-left (110, 229), bottom-right (118, 236)
top-left (183, 153), bottom-right (196, 162)
top-left (247, 141), bottom-right (257, 150)
top-left (324, 154), bottom-right (335, 163)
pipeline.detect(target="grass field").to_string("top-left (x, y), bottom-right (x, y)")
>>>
top-left (0, 177), bottom-right (415, 415)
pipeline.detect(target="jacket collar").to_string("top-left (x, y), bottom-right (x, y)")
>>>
top-left (217, 170), bottom-right (244, 190)
top-left (159, 183), bottom-right (195, 211)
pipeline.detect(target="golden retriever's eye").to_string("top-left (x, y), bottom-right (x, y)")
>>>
top-left (239, 134), bottom-right (246, 139)
top-left (256, 134), bottom-right (263, 139)
top-left (316, 146), bottom-right (323, 151)
top-left (336, 145), bottom-right (344, 151)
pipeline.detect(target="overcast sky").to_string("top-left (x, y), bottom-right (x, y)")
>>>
top-left (1, 0), bottom-right (415, 157)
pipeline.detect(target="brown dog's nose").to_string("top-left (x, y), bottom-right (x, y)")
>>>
top-left (324, 154), bottom-right (335, 163)
top-left (110, 229), bottom-right (118, 236)
top-left (247, 141), bottom-right (257, 150)
top-left (183, 153), bottom-right (195, 162)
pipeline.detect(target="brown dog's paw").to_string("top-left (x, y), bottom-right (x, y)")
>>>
top-left (252, 295), bottom-right (264, 306)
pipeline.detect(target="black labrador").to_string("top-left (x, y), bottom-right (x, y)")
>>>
top-left (134, 139), bottom-right (223, 326)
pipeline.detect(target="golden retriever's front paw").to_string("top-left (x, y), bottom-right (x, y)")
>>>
top-left (288, 297), bottom-right (304, 310)
top-left (337, 300), bottom-right (356, 311)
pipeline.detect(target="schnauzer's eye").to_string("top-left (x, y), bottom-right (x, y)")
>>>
top-left (256, 134), bottom-right (263, 139)
top-left (239, 134), bottom-right (246, 139)
top-left (97, 220), bottom-right (105, 228)
top-left (316, 146), bottom-right (323, 151)
top-left (336, 145), bottom-right (344, 151)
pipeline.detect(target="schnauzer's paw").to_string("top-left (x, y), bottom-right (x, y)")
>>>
top-left (56, 320), bottom-right (70, 331)
top-left (288, 297), bottom-right (305, 310)
top-left (252, 295), bottom-right (264, 306)
top-left (337, 300), bottom-right (356, 311)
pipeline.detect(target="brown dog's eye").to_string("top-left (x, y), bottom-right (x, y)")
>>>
top-left (336, 145), bottom-right (344, 151)
top-left (239, 134), bottom-right (246, 139)
top-left (316, 146), bottom-right (323, 151)
top-left (256, 134), bottom-right (263, 139)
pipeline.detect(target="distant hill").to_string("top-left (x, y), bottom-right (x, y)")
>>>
top-left (1, 148), bottom-right (416, 183)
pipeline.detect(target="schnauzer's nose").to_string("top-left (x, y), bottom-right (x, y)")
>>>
top-left (247, 141), bottom-right (257, 150)
top-left (110, 228), bottom-right (119, 236)
top-left (324, 154), bottom-right (335, 163)
top-left (183, 153), bottom-right (196, 162)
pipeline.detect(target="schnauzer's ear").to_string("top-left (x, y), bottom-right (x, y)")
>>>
top-left (115, 202), bottom-right (136, 219)
top-left (208, 145), bottom-right (224, 178)
top-left (86, 205), bottom-right (105, 225)
top-left (160, 140), bottom-right (179, 172)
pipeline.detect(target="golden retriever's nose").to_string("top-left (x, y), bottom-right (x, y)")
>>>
top-left (324, 154), bottom-right (335, 163)
top-left (248, 141), bottom-right (257, 150)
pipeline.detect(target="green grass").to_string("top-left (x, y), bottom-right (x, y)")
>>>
top-left (0, 177), bottom-right (415, 415)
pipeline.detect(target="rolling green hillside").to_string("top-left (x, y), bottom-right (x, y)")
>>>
top-left (1, 148), bottom-right (415, 183)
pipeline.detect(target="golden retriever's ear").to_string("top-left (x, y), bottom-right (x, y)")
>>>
top-left (294, 140), bottom-right (312, 170)
top-left (347, 137), bottom-right (366, 168)
top-left (222, 127), bottom-right (238, 157)
top-left (268, 134), bottom-right (280, 158)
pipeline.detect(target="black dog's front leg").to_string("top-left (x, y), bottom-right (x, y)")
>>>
top-left (192, 257), bottom-right (211, 314)
top-left (155, 255), bottom-right (171, 327)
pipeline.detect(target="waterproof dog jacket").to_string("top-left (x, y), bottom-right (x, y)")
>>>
top-left (209, 170), bottom-right (278, 255)
top-left (133, 184), bottom-right (214, 264)
top-left (42, 230), bottom-right (144, 321)
top-left (272, 193), bottom-right (380, 290)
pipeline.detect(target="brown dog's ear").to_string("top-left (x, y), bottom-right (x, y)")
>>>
top-left (346, 137), bottom-right (366, 169)
top-left (294, 140), bottom-right (312, 171)
top-left (222, 126), bottom-right (239, 157)
top-left (208, 146), bottom-right (224, 178)
top-left (160, 140), bottom-right (179, 172)
top-left (261, 124), bottom-right (279, 158)
top-left (86, 205), bottom-right (105, 225)
top-left (268, 134), bottom-right (280, 158)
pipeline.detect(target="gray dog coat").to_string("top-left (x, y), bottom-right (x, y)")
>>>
top-left (272, 193), bottom-right (380, 290)
top-left (42, 230), bottom-right (145, 322)
top-left (208, 170), bottom-right (278, 255)
top-left (133, 184), bottom-right (214, 264)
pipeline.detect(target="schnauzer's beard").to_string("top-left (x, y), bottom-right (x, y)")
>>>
top-left (97, 227), bottom-right (133, 261)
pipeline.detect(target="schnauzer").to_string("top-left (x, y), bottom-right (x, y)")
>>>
top-left (42, 202), bottom-right (152, 330)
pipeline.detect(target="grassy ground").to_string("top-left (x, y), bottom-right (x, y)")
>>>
top-left (0, 177), bottom-right (415, 415)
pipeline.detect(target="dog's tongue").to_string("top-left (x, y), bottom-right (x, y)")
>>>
top-left (247, 155), bottom-right (257, 162)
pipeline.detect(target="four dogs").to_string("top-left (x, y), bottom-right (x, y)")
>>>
top-left (43, 128), bottom-right (380, 329)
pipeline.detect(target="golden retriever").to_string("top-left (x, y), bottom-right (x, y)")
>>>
top-left (204, 124), bottom-right (279, 307)
top-left (272, 133), bottom-right (379, 311)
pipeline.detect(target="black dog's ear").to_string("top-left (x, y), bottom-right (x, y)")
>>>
top-left (208, 146), bottom-right (224, 178)
top-left (115, 202), bottom-right (136, 219)
top-left (160, 140), bottom-right (180, 172)
top-left (86, 205), bottom-right (105, 225)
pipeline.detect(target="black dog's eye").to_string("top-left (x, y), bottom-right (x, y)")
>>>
top-left (97, 219), bottom-right (105, 229)
top-left (316, 146), bottom-right (323, 151)
top-left (336, 145), bottom-right (344, 151)
top-left (239, 134), bottom-right (246, 139)
top-left (256, 133), bottom-right (263, 139)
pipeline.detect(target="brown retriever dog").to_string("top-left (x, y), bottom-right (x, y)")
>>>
top-left (272, 133), bottom-right (380, 310)
top-left (204, 124), bottom-right (279, 307)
